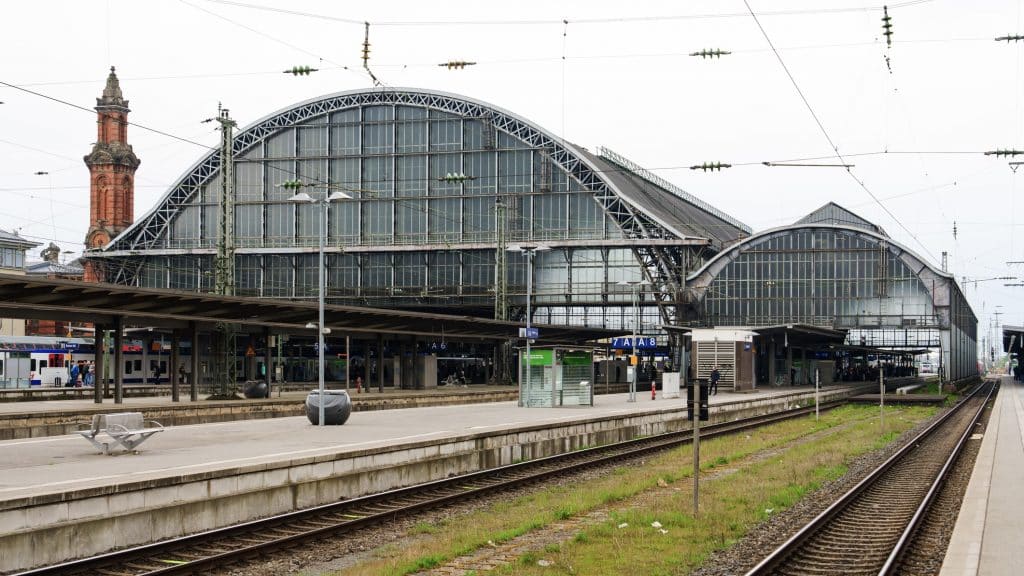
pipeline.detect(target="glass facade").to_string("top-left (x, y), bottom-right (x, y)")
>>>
top-left (690, 225), bottom-right (978, 381)
top-left (135, 100), bottom-right (665, 327)
top-left (701, 228), bottom-right (936, 329)
top-left (0, 247), bottom-right (26, 270)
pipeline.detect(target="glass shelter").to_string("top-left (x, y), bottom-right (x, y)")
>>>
top-left (519, 347), bottom-right (594, 407)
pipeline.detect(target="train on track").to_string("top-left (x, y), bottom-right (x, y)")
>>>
top-left (0, 335), bottom-right (495, 389)
top-left (0, 335), bottom-right (179, 387)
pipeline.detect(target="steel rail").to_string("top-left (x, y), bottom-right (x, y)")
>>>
top-left (14, 400), bottom-right (845, 576)
top-left (743, 381), bottom-right (993, 576)
top-left (879, 380), bottom-right (998, 574)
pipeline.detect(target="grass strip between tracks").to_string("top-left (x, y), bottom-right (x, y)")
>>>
top-left (339, 404), bottom-right (938, 576)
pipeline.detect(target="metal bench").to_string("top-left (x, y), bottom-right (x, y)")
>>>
top-left (78, 412), bottom-right (164, 454)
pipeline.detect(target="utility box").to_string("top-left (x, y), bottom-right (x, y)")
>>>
top-left (690, 328), bottom-right (757, 392)
top-left (519, 347), bottom-right (594, 407)
top-left (662, 372), bottom-right (681, 399)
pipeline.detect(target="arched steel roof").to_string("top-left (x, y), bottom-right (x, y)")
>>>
top-left (686, 223), bottom-right (954, 306)
top-left (103, 87), bottom-right (747, 254)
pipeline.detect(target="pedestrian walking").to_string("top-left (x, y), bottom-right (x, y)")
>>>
top-left (710, 365), bottom-right (721, 396)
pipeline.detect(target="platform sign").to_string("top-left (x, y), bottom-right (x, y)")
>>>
top-left (560, 350), bottom-right (591, 365)
top-left (61, 341), bottom-right (79, 351)
top-left (519, 327), bottom-right (539, 339)
top-left (611, 336), bottom-right (656, 350)
top-left (523, 349), bottom-right (553, 366)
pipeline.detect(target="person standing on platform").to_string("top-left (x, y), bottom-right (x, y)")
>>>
top-left (710, 365), bottom-right (720, 396)
top-left (83, 361), bottom-right (94, 386)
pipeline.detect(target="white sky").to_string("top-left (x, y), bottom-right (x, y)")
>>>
top-left (1, 0), bottom-right (1022, 348)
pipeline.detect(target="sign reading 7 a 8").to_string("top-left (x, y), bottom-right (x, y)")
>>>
top-left (611, 337), bottom-right (657, 349)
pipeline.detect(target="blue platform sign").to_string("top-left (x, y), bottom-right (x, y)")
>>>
top-left (611, 337), bottom-right (657, 350)
top-left (519, 327), bottom-right (539, 339)
top-left (61, 341), bottom-right (79, 351)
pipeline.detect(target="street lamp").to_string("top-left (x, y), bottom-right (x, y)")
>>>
top-left (34, 171), bottom-right (55, 239)
top-left (287, 183), bottom-right (352, 426)
top-left (618, 279), bottom-right (650, 402)
top-left (509, 244), bottom-right (550, 407)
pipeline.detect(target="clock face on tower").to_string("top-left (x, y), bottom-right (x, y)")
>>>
top-left (87, 230), bottom-right (110, 249)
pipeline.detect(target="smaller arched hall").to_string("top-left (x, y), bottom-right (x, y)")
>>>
top-left (682, 203), bottom-right (977, 388)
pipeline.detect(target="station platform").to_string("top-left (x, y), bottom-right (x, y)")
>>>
top-left (0, 383), bottom-right (864, 573)
top-left (942, 376), bottom-right (1024, 576)
top-left (0, 385), bottom-right (519, 440)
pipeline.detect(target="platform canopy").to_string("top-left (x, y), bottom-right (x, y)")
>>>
top-left (0, 272), bottom-right (623, 344)
top-left (1003, 325), bottom-right (1024, 354)
top-left (751, 323), bottom-right (848, 349)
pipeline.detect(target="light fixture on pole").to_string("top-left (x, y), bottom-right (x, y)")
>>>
top-left (618, 279), bottom-right (650, 402)
top-left (508, 244), bottom-right (550, 407)
top-left (34, 171), bottom-right (56, 242)
top-left (287, 182), bottom-right (352, 426)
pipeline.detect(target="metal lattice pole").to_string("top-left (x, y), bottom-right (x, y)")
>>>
top-left (211, 105), bottom-right (237, 396)
top-left (494, 197), bottom-right (511, 384)
top-left (317, 198), bottom-right (327, 426)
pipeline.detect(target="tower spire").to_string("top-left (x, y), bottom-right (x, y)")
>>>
top-left (83, 66), bottom-right (140, 283)
top-left (98, 66), bottom-right (126, 108)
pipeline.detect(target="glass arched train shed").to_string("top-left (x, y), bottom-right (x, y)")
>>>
top-left (684, 203), bottom-right (978, 383)
top-left (87, 88), bottom-right (750, 341)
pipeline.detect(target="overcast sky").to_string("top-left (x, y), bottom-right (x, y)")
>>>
top-left (2, 0), bottom-right (1022, 346)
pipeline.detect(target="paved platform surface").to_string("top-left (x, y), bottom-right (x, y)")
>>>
top-left (942, 376), bottom-right (1024, 576)
top-left (0, 384), bottom-right (510, 415)
top-left (0, 385), bottom-right (821, 503)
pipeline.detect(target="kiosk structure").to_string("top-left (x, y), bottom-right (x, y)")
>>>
top-left (519, 347), bottom-right (595, 407)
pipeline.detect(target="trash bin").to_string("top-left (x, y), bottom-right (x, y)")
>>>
top-left (306, 389), bottom-right (352, 425)
top-left (243, 380), bottom-right (269, 398)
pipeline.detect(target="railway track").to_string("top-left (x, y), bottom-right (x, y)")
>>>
top-left (14, 400), bottom-right (845, 576)
top-left (745, 380), bottom-right (995, 576)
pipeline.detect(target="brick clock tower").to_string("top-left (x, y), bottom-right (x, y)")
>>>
top-left (83, 67), bottom-right (140, 282)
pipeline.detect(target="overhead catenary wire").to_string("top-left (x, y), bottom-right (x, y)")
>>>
top-left (0, 75), bottom-right (996, 241)
top-left (5, 35), bottom-right (999, 91)
top-left (177, 0), bottom-right (376, 86)
top-left (2, 1), bottom-right (1007, 301)
top-left (743, 0), bottom-right (939, 264)
top-left (0, 81), bottom-right (215, 151)
top-left (0, 52), bottom-right (994, 273)
top-left (204, 0), bottom-right (934, 27)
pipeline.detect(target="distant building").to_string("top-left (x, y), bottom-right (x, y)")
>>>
top-left (24, 242), bottom-right (84, 336)
top-left (0, 229), bottom-right (41, 338)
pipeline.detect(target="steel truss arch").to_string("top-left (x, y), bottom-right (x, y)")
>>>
top-left (685, 223), bottom-right (977, 382)
top-left (98, 88), bottom-right (694, 321)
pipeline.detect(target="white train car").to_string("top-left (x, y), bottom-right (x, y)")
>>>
top-left (0, 336), bottom-right (94, 387)
top-left (0, 336), bottom-right (176, 387)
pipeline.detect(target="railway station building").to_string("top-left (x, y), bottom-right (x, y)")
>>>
top-left (80, 74), bottom-right (977, 386)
